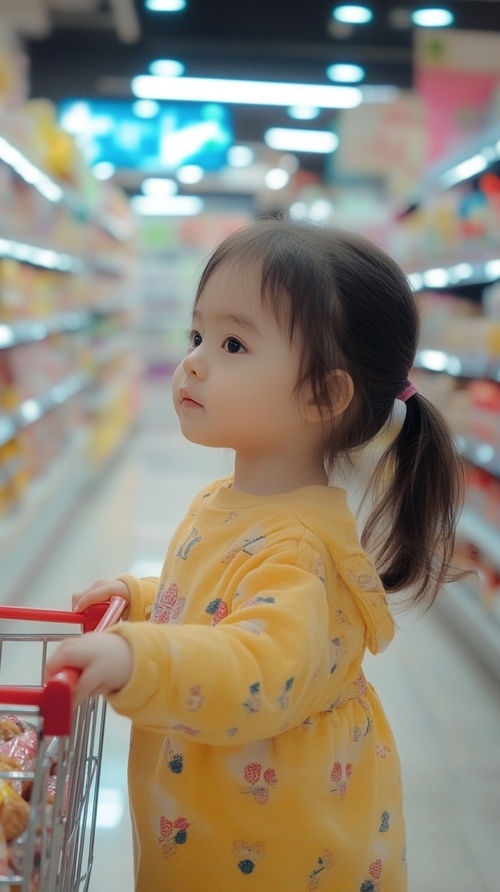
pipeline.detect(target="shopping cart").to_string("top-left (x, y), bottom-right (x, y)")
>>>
top-left (0, 597), bottom-right (127, 892)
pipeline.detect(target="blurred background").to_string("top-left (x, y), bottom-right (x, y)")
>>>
top-left (1, 3), bottom-right (500, 891)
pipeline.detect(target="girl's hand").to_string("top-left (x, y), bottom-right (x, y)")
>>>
top-left (44, 632), bottom-right (133, 708)
top-left (72, 578), bottom-right (130, 614)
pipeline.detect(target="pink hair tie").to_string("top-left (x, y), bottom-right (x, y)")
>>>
top-left (397, 380), bottom-right (417, 402)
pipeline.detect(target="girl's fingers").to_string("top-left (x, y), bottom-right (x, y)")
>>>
top-left (44, 632), bottom-right (133, 706)
top-left (45, 636), bottom-right (88, 678)
top-left (71, 579), bottom-right (130, 612)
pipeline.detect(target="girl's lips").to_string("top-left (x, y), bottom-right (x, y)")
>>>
top-left (180, 388), bottom-right (202, 408)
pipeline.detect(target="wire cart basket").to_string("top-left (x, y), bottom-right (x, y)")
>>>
top-left (0, 597), bottom-right (126, 892)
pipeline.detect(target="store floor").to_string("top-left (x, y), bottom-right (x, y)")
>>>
top-left (10, 377), bottom-right (500, 892)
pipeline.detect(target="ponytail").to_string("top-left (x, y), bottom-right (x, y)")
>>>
top-left (361, 392), bottom-right (467, 610)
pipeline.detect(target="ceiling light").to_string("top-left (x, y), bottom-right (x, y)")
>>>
top-left (132, 99), bottom-right (160, 118)
top-left (326, 63), bottom-right (365, 83)
top-left (93, 162), bottom-right (116, 180)
top-left (264, 128), bottom-right (339, 153)
top-left (131, 75), bottom-right (362, 109)
top-left (411, 8), bottom-right (454, 27)
top-left (264, 169), bottom-right (290, 190)
top-left (149, 59), bottom-right (185, 76)
top-left (332, 5), bottom-right (373, 24)
top-left (141, 177), bottom-right (178, 196)
top-left (177, 164), bottom-right (204, 184)
top-left (227, 145), bottom-right (255, 167)
top-left (145, 0), bottom-right (186, 11)
top-left (287, 105), bottom-right (320, 120)
top-left (131, 195), bottom-right (203, 215)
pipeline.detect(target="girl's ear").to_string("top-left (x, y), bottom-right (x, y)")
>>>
top-left (304, 369), bottom-right (354, 423)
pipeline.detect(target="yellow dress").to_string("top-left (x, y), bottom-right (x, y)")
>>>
top-left (108, 478), bottom-right (407, 891)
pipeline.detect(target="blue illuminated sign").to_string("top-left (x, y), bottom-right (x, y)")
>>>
top-left (58, 99), bottom-right (233, 171)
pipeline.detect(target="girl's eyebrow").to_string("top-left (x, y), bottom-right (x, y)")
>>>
top-left (192, 308), bottom-right (260, 334)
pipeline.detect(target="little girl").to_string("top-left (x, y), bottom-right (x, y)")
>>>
top-left (46, 218), bottom-right (464, 891)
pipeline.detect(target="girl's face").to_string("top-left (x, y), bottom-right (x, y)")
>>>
top-left (172, 262), bottom-right (320, 473)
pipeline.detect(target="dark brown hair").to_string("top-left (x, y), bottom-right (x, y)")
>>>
top-left (195, 217), bottom-right (465, 610)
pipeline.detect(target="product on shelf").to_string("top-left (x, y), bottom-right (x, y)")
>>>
top-left (0, 82), bottom-right (140, 605)
top-left (391, 125), bottom-right (500, 678)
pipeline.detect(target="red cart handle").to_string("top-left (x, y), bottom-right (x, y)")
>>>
top-left (0, 598), bottom-right (126, 633)
top-left (0, 597), bottom-right (127, 735)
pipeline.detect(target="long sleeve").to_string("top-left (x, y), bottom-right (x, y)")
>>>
top-left (108, 541), bottom-right (333, 745)
top-left (117, 573), bottom-right (159, 621)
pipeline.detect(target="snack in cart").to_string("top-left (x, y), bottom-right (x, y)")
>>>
top-left (0, 714), bottom-right (37, 801)
top-left (0, 821), bottom-right (9, 874)
top-left (0, 713), bottom-right (45, 887)
top-left (0, 776), bottom-right (30, 840)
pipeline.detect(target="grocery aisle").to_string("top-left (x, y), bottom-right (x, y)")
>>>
top-left (12, 375), bottom-right (500, 892)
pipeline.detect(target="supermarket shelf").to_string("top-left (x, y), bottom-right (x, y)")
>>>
top-left (457, 434), bottom-right (500, 479)
top-left (398, 123), bottom-right (500, 214)
top-left (414, 348), bottom-right (498, 381)
top-left (0, 235), bottom-right (85, 272)
top-left (408, 256), bottom-right (500, 293)
top-left (437, 580), bottom-right (500, 683)
top-left (0, 307), bottom-right (134, 352)
top-left (0, 117), bottom-right (138, 605)
top-left (0, 235), bottom-right (132, 278)
top-left (459, 507), bottom-right (500, 571)
top-left (0, 431), bottom-right (91, 603)
top-left (0, 130), bottom-right (131, 242)
top-left (0, 311), bottom-right (93, 349)
top-left (0, 372), bottom-right (91, 448)
top-left (85, 357), bottom-right (142, 413)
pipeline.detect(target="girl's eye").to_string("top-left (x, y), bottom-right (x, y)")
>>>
top-left (189, 331), bottom-right (202, 348)
top-left (223, 337), bottom-right (245, 354)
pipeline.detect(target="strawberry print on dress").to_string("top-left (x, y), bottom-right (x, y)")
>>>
top-left (158, 816), bottom-right (190, 858)
top-left (242, 762), bottom-right (277, 803)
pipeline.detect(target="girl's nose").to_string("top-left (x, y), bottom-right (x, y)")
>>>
top-left (183, 346), bottom-right (206, 378)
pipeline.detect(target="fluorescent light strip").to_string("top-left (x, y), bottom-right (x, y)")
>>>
top-left (409, 259), bottom-right (500, 291)
top-left (0, 238), bottom-right (82, 272)
top-left (131, 195), bottom-right (204, 216)
top-left (360, 85), bottom-right (400, 104)
top-left (0, 136), bottom-right (63, 203)
top-left (439, 153), bottom-right (489, 188)
top-left (422, 267), bottom-right (450, 288)
top-left (265, 128), bottom-right (339, 153)
top-left (132, 75), bottom-right (362, 109)
top-left (333, 5), bottom-right (373, 24)
top-left (0, 325), bottom-right (15, 348)
top-left (412, 8), bottom-right (454, 27)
